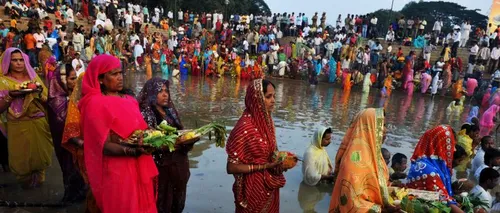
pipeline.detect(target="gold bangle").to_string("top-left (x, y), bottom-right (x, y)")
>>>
top-left (248, 165), bottom-right (251, 172)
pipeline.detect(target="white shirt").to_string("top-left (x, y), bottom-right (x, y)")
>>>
top-left (491, 47), bottom-right (500, 60)
top-left (178, 11), bottom-right (183, 20)
top-left (167, 11), bottom-right (173, 19)
top-left (370, 17), bottom-right (378, 25)
top-left (472, 148), bottom-right (486, 180)
top-left (133, 4), bottom-right (140, 13)
top-left (433, 21), bottom-right (443, 31)
top-left (314, 37), bottom-right (323, 46)
top-left (243, 40), bottom-right (249, 50)
top-left (470, 45), bottom-right (479, 55)
top-left (33, 33), bottom-right (45, 49)
top-left (125, 14), bottom-right (132, 24)
top-left (97, 12), bottom-right (107, 21)
top-left (72, 58), bottom-right (85, 76)
top-left (470, 185), bottom-right (493, 212)
top-left (452, 31), bottom-right (461, 42)
top-left (67, 8), bottom-right (74, 22)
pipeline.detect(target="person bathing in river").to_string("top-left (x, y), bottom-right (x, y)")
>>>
top-left (302, 127), bottom-right (334, 186)
top-left (406, 125), bottom-right (468, 213)
top-left (226, 79), bottom-right (290, 213)
top-left (329, 108), bottom-right (401, 212)
top-left (455, 124), bottom-right (480, 179)
top-left (137, 77), bottom-right (197, 213)
top-left (389, 153), bottom-right (407, 182)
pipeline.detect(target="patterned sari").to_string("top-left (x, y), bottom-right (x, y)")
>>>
top-left (47, 66), bottom-right (86, 202)
top-left (329, 108), bottom-right (388, 213)
top-left (226, 79), bottom-right (286, 213)
top-left (406, 125), bottom-right (457, 204)
top-left (0, 48), bottom-right (53, 186)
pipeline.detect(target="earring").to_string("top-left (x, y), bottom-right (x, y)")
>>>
top-left (99, 82), bottom-right (103, 84)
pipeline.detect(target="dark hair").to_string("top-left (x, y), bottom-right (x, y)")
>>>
top-left (322, 128), bottom-right (332, 139)
top-left (381, 148), bottom-right (390, 155)
top-left (262, 79), bottom-right (275, 94)
top-left (462, 124), bottom-right (480, 135)
top-left (65, 63), bottom-right (75, 76)
top-left (453, 145), bottom-right (467, 160)
top-left (481, 136), bottom-right (492, 147)
top-left (479, 167), bottom-right (500, 184)
top-left (484, 148), bottom-right (500, 165)
top-left (391, 153), bottom-right (407, 166)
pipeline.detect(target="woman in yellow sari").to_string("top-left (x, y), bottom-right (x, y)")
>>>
top-left (329, 108), bottom-right (396, 213)
top-left (0, 47), bottom-right (53, 188)
top-left (455, 124), bottom-right (479, 179)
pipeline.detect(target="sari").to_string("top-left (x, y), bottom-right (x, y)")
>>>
top-left (145, 55), bottom-right (153, 80)
top-left (455, 129), bottom-right (474, 174)
top-left (160, 54), bottom-right (169, 76)
top-left (466, 78), bottom-right (477, 97)
top-left (466, 106), bottom-right (479, 123)
top-left (47, 67), bottom-right (86, 202)
top-left (45, 56), bottom-right (57, 82)
top-left (479, 105), bottom-right (499, 137)
top-left (137, 77), bottom-right (188, 213)
top-left (329, 108), bottom-right (388, 213)
top-left (451, 79), bottom-right (464, 100)
top-left (226, 79), bottom-right (286, 213)
top-left (38, 45), bottom-right (52, 76)
top-left (406, 125), bottom-right (457, 204)
top-left (421, 72), bottom-right (432, 93)
top-left (328, 56), bottom-right (336, 83)
top-left (78, 55), bottom-right (158, 213)
top-left (362, 73), bottom-right (372, 93)
top-left (0, 48), bottom-right (53, 185)
top-left (302, 127), bottom-right (332, 186)
top-left (60, 73), bottom-right (100, 213)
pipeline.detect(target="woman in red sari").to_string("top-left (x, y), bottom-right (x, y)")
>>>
top-left (78, 55), bottom-right (158, 213)
top-left (226, 79), bottom-right (286, 213)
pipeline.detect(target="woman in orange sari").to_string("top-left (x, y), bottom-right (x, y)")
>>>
top-left (329, 108), bottom-right (397, 213)
top-left (451, 79), bottom-right (464, 100)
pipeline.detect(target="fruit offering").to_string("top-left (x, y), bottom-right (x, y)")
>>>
top-left (274, 151), bottom-right (298, 170)
top-left (17, 81), bottom-right (41, 90)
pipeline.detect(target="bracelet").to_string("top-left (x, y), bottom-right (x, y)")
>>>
top-left (248, 165), bottom-right (252, 173)
top-left (123, 147), bottom-right (129, 156)
top-left (4, 94), bottom-right (13, 103)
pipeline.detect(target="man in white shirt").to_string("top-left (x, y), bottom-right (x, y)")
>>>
top-left (490, 44), bottom-right (500, 73)
top-left (72, 31), bottom-right (84, 52)
top-left (66, 7), bottom-right (75, 32)
top-left (242, 38), bottom-right (249, 54)
top-left (451, 26), bottom-right (461, 58)
top-left (474, 148), bottom-right (500, 182)
top-left (178, 9), bottom-right (183, 25)
top-left (471, 136), bottom-right (495, 181)
top-left (33, 29), bottom-right (46, 50)
top-left (460, 20), bottom-right (472, 47)
top-left (72, 52), bottom-right (85, 76)
top-left (469, 41), bottom-right (479, 64)
top-left (313, 35), bottom-right (323, 55)
top-left (470, 168), bottom-right (499, 212)
top-left (432, 18), bottom-right (443, 36)
top-left (124, 11), bottom-right (132, 32)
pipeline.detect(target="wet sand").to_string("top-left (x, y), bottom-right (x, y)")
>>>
top-left (0, 73), bottom-right (470, 213)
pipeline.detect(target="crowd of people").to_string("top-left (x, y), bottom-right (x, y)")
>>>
top-left (0, 0), bottom-right (500, 213)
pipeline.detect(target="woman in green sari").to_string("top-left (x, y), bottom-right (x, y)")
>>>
top-left (0, 47), bottom-right (53, 188)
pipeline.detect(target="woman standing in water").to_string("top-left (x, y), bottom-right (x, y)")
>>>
top-left (329, 108), bottom-right (399, 213)
top-left (47, 64), bottom-right (87, 202)
top-left (226, 79), bottom-right (286, 213)
top-left (406, 125), bottom-right (467, 213)
top-left (79, 54), bottom-right (158, 213)
top-left (0, 48), bottom-right (53, 188)
top-left (137, 77), bottom-right (196, 213)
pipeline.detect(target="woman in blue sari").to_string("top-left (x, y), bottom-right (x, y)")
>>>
top-left (406, 125), bottom-right (467, 213)
top-left (179, 55), bottom-right (188, 75)
top-left (328, 56), bottom-right (336, 83)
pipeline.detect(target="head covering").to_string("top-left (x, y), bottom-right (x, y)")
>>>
top-left (329, 108), bottom-right (388, 212)
top-left (302, 126), bottom-right (332, 186)
top-left (78, 54), bottom-right (158, 212)
top-left (80, 54), bottom-right (121, 98)
top-left (137, 77), bottom-right (183, 130)
top-left (479, 104), bottom-right (500, 137)
top-left (466, 106), bottom-right (479, 123)
top-left (47, 66), bottom-right (70, 131)
top-left (406, 125), bottom-right (457, 204)
top-left (1, 47), bottom-right (37, 79)
top-left (225, 79), bottom-right (285, 212)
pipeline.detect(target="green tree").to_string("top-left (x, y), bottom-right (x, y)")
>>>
top-left (146, 0), bottom-right (271, 16)
top-left (369, 1), bottom-right (488, 34)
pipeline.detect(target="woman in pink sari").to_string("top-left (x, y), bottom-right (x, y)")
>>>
top-left (479, 105), bottom-right (499, 137)
top-left (465, 78), bottom-right (477, 97)
top-left (420, 72), bottom-right (432, 93)
top-left (79, 55), bottom-right (158, 213)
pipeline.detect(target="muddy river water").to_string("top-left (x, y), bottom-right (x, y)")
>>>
top-left (0, 73), bottom-right (472, 213)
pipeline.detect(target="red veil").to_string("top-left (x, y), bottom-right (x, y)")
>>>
top-left (226, 79), bottom-right (286, 213)
top-left (79, 55), bottom-right (158, 213)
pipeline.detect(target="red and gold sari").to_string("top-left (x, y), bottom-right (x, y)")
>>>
top-left (329, 108), bottom-right (389, 213)
top-left (226, 79), bottom-right (286, 213)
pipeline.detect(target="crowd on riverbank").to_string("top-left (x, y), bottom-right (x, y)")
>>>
top-left (1, 0), bottom-right (500, 213)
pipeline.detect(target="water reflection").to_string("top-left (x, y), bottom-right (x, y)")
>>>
top-left (0, 73), bottom-right (471, 213)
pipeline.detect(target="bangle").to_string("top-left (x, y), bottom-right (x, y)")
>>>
top-left (123, 147), bottom-right (129, 156)
top-left (4, 94), bottom-right (13, 103)
top-left (248, 165), bottom-right (252, 173)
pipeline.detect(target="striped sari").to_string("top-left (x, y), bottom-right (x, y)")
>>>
top-left (226, 79), bottom-right (286, 213)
